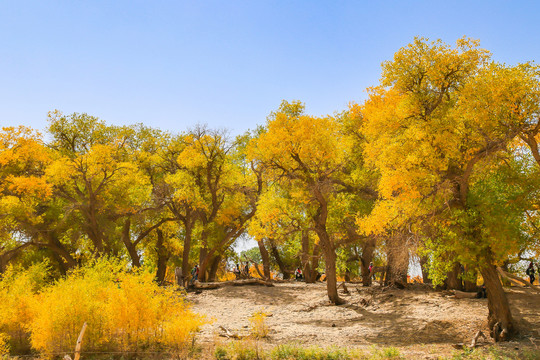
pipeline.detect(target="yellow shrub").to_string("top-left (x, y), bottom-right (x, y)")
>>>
top-left (29, 266), bottom-right (111, 353)
top-left (249, 311), bottom-right (269, 339)
top-left (0, 333), bottom-right (10, 356)
top-left (218, 271), bottom-right (236, 281)
top-left (28, 258), bottom-right (204, 356)
top-left (0, 262), bottom-right (48, 353)
top-left (161, 309), bottom-right (205, 351)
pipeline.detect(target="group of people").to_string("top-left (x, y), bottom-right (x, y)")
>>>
top-left (232, 263), bottom-right (251, 279)
top-left (187, 261), bottom-right (536, 293)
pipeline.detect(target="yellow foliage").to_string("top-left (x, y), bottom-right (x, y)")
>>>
top-left (7, 175), bottom-right (52, 199)
top-left (28, 259), bottom-right (204, 356)
top-left (249, 311), bottom-right (269, 339)
top-left (0, 259), bottom-right (204, 356)
top-left (0, 333), bottom-right (9, 356)
top-left (218, 271), bottom-right (236, 282)
top-left (0, 262), bottom-right (49, 354)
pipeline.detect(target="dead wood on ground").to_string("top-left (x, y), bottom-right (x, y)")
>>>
top-left (192, 278), bottom-right (274, 290)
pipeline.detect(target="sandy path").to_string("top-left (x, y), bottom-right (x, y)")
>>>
top-left (187, 282), bottom-right (493, 348)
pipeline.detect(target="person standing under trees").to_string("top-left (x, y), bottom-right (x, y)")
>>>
top-left (233, 263), bottom-right (241, 279)
top-left (295, 267), bottom-right (303, 280)
top-left (526, 262), bottom-right (535, 284)
top-left (190, 264), bottom-right (199, 285)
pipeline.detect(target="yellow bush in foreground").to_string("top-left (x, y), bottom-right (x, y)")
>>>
top-left (0, 259), bottom-right (204, 356)
top-left (0, 262), bottom-right (48, 353)
top-left (249, 311), bottom-right (269, 339)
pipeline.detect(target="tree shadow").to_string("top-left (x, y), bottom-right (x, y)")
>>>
top-left (204, 283), bottom-right (303, 305)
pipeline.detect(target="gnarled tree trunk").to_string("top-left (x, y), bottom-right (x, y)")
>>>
top-left (311, 187), bottom-right (344, 304)
top-left (313, 205), bottom-right (344, 304)
top-left (463, 265), bottom-right (478, 292)
top-left (480, 262), bottom-right (515, 341)
top-left (361, 236), bottom-right (376, 286)
top-left (269, 239), bottom-right (292, 279)
top-left (320, 239), bottom-right (343, 304)
top-left (208, 255), bottom-right (222, 282)
top-left (445, 262), bottom-right (464, 291)
top-left (309, 244), bottom-right (321, 282)
top-left (258, 239), bottom-right (271, 280)
top-left (121, 219), bottom-right (141, 267)
top-left (181, 222), bottom-right (193, 286)
top-left (198, 246), bottom-right (209, 282)
top-left (384, 232), bottom-right (409, 288)
top-left (301, 230), bottom-right (318, 283)
top-left (155, 229), bottom-right (170, 285)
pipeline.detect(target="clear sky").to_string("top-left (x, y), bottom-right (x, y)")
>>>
top-left (1, 1), bottom-right (539, 136)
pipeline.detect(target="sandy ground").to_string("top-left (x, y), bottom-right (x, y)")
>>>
top-left (187, 281), bottom-right (540, 358)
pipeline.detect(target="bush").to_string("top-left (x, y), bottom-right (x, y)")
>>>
top-left (249, 311), bottom-right (269, 339)
top-left (369, 346), bottom-right (402, 359)
top-left (0, 261), bottom-right (49, 353)
top-left (271, 344), bottom-right (354, 360)
top-left (0, 333), bottom-right (10, 356)
top-left (0, 258), bottom-right (205, 356)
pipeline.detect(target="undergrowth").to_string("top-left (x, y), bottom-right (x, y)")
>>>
top-left (213, 341), bottom-right (403, 360)
top-left (0, 258), bottom-right (205, 357)
top-left (212, 341), bottom-right (540, 360)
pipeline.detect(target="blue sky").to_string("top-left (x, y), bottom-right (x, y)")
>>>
top-left (1, 1), bottom-right (539, 136)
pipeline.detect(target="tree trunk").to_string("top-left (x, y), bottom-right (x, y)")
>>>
top-left (174, 267), bottom-right (184, 286)
top-left (312, 190), bottom-right (343, 304)
top-left (0, 243), bottom-right (33, 274)
top-left (361, 237), bottom-right (376, 286)
top-left (385, 233), bottom-right (409, 288)
top-left (463, 265), bottom-right (478, 292)
top-left (208, 255), bottom-right (221, 282)
top-left (269, 240), bottom-right (291, 279)
top-left (445, 262), bottom-right (464, 290)
top-left (320, 241), bottom-right (344, 304)
top-left (301, 230), bottom-right (313, 283)
top-left (480, 263), bottom-right (515, 341)
top-left (46, 233), bottom-right (78, 270)
top-left (419, 255), bottom-right (432, 285)
top-left (83, 206), bottom-right (107, 255)
top-left (310, 244), bottom-right (321, 282)
top-left (121, 219), bottom-right (141, 267)
top-left (500, 261), bottom-right (512, 287)
top-left (155, 229), bottom-right (169, 285)
top-left (198, 246), bottom-right (208, 282)
top-left (258, 240), bottom-right (271, 280)
top-left (181, 222), bottom-right (193, 286)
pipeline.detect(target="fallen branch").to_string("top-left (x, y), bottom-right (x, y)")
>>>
top-left (192, 281), bottom-right (221, 289)
top-left (454, 290), bottom-right (478, 299)
top-left (453, 330), bottom-right (487, 349)
top-left (470, 330), bottom-right (486, 348)
top-left (193, 278), bottom-right (274, 290)
top-left (218, 325), bottom-right (247, 339)
top-left (496, 267), bottom-right (540, 293)
top-left (74, 322), bottom-right (87, 360)
top-left (300, 303), bottom-right (319, 312)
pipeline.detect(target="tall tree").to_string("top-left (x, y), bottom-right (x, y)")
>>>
top-left (46, 112), bottom-right (153, 258)
top-left (359, 37), bottom-right (540, 340)
top-left (249, 101), bottom-right (358, 304)
top-left (167, 126), bottom-right (261, 282)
